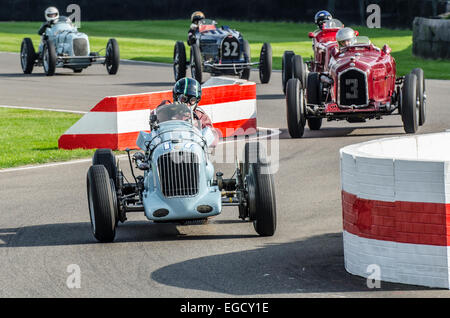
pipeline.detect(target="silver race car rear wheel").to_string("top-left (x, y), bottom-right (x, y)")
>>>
top-left (105, 38), bottom-right (120, 75)
top-left (20, 38), bottom-right (36, 74)
top-left (243, 142), bottom-right (276, 236)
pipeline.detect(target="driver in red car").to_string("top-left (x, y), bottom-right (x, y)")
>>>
top-left (187, 11), bottom-right (206, 46)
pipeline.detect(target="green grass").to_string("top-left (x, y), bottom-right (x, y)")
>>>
top-left (0, 108), bottom-right (94, 169)
top-left (0, 19), bottom-right (449, 79)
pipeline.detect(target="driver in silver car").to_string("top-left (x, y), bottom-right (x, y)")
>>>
top-left (154, 77), bottom-right (218, 146)
top-left (38, 6), bottom-right (60, 35)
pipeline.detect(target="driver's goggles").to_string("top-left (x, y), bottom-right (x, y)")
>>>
top-left (178, 95), bottom-right (199, 105)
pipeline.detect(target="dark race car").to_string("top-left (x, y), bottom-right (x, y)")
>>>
top-left (173, 19), bottom-right (272, 84)
top-left (285, 36), bottom-right (426, 138)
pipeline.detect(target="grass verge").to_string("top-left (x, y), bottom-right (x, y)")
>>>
top-left (0, 19), bottom-right (449, 79)
top-left (0, 108), bottom-right (94, 169)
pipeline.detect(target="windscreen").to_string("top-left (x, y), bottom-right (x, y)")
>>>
top-left (199, 19), bottom-right (217, 26)
top-left (155, 103), bottom-right (193, 124)
top-left (52, 16), bottom-right (75, 32)
top-left (322, 19), bottom-right (344, 29)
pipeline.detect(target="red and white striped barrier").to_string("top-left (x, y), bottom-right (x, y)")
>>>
top-left (58, 78), bottom-right (256, 150)
top-left (341, 132), bottom-right (450, 288)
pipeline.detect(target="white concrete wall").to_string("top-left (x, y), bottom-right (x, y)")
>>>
top-left (340, 132), bottom-right (450, 289)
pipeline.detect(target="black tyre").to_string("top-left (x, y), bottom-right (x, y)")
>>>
top-left (306, 72), bottom-right (320, 105)
top-left (105, 38), bottom-right (120, 75)
top-left (173, 41), bottom-right (187, 81)
top-left (92, 148), bottom-right (118, 187)
top-left (401, 73), bottom-right (419, 134)
top-left (87, 165), bottom-right (117, 242)
top-left (411, 68), bottom-right (426, 126)
top-left (307, 118), bottom-right (322, 130)
top-left (190, 44), bottom-right (203, 83)
top-left (241, 141), bottom-right (269, 179)
top-left (73, 68), bottom-right (83, 73)
top-left (239, 40), bottom-right (251, 80)
top-left (282, 50), bottom-right (295, 94)
top-left (247, 161), bottom-right (276, 237)
top-left (43, 40), bottom-right (56, 76)
top-left (286, 78), bottom-right (306, 138)
top-left (20, 38), bottom-right (36, 74)
top-left (292, 54), bottom-right (306, 88)
top-left (259, 42), bottom-right (272, 84)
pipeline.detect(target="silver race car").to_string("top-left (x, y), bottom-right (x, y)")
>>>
top-left (20, 16), bottom-right (120, 76)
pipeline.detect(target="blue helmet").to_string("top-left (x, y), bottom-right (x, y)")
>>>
top-left (314, 10), bottom-right (332, 28)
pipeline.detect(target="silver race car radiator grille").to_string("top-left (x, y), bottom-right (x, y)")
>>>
top-left (339, 69), bottom-right (368, 107)
top-left (73, 38), bottom-right (88, 56)
top-left (157, 151), bottom-right (200, 197)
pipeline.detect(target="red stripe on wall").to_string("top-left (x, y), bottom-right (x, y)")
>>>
top-left (342, 190), bottom-right (449, 246)
top-left (58, 118), bottom-right (257, 150)
top-left (90, 84), bottom-right (256, 112)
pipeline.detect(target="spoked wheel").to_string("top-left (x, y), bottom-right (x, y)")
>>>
top-left (239, 40), bottom-right (251, 80)
top-left (87, 165), bottom-right (117, 242)
top-left (173, 41), bottom-right (186, 81)
top-left (43, 40), bottom-right (56, 76)
top-left (105, 38), bottom-right (120, 75)
top-left (401, 73), bottom-right (419, 134)
top-left (20, 38), bottom-right (36, 74)
top-left (282, 50), bottom-right (295, 94)
top-left (190, 44), bottom-right (203, 83)
top-left (411, 68), bottom-right (426, 126)
top-left (259, 42), bottom-right (272, 84)
top-left (286, 78), bottom-right (306, 138)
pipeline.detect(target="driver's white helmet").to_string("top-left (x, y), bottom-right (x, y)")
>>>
top-left (45, 6), bottom-right (59, 22)
top-left (336, 27), bottom-right (356, 48)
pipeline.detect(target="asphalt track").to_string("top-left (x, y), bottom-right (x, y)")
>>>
top-left (1, 52), bottom-right (450, 297)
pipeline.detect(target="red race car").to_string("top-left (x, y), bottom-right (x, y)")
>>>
top-left (282, 19), bottom-right (347, 93)
top-left (285, 35), bottom-right (426, 138)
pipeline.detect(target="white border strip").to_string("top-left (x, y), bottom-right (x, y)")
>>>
top-left (0, 105), bottom-right (88, 114)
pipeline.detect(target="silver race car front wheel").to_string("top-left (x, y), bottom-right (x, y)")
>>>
top-left (87, 165), bottom-right (117, 242)
top-left (43, 40), bottom-right (56, 76)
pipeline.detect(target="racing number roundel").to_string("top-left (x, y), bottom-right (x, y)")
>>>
top-left (221, 36), bottom-right (240, 59)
